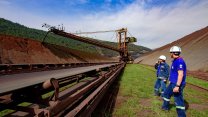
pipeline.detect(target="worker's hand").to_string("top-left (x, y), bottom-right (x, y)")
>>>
top-left (173, 87), bottom-right (179, 93)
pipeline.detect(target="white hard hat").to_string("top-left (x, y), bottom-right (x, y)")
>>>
top-left (170, 46), bottom-right (181, 53)
top-left (159, 55), bottom-right (166, 61)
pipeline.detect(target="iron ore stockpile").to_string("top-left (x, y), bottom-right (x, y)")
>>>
top-left (134, 26), bottom-right (208, 96)
top-left (134, 26), bottom-right (208, 72)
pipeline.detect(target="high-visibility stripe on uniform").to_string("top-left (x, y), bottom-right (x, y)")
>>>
top-left (155, 88), bottom-right (159, 91)
top-left (158, 77), bottom-right (166, 80)
top-left (163, 97), bottom-right (170, 101)
top-left (161, 92), bottom-right (164, 94)
top-left (176, 106), bottom-right (185, 110)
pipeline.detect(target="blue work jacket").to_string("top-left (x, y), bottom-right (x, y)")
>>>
top-left (156, 62), bottom-right (170, 79)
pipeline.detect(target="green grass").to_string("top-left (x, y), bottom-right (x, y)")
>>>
top-left (186, 76), bottom-right (208, 89)
top-left (139, 64), bottom-right (208, 90)
top-left (42, 81), bottom-right (78, 99)
top-left (42, 77), bottom-right (92, 99)
top-left (0, 109), bottom-right (15, 117)
top-left (113, 64), bottom-right (208, 117)
top-left (0, 18), bottom-right (151, 57)
top-left (0, 102), bottom-right (32, 117)
top-left (1, 65), bottom-right (208, 116)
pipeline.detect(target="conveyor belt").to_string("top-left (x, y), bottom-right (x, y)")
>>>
top-left (0, 63), bottom-right (118, 94)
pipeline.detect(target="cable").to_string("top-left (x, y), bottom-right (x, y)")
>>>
top-left (127, 31), bottom-right (134, 37)
top-left (72, 30), bottom-right (117, 35)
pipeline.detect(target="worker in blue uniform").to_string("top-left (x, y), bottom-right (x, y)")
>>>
top-left (154, 55), bottom-right (170, 97)
top-left (162, 46), bottom-right (187, 117)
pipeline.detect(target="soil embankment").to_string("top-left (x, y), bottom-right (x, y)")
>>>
top-left (0, 35), bottom-right (117, 64)
top-left (134, 26), bottom-right (208, 72)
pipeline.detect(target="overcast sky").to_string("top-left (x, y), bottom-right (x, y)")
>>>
top-left (0, 0), bottom-right (208, 49)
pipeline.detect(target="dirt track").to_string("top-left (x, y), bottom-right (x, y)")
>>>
top-left (187, 71), bottom-right (208, 81)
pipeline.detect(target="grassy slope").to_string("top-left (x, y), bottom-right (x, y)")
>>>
top-left (0, 18), bottom-right (151, 57)
top-left (113, 64), bottom-right (208, 117)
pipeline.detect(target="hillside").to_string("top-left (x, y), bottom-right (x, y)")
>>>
top-left (0, 35), bottom-right (116, 64)
top-left (0, 18), bottom-right (151, 58)
top-left (134, 26), bottom-right (208, 72)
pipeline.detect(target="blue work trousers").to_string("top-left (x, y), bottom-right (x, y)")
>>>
top-left (154, 78), bottom-right (166, 97)
top-left (162, 83), bottom-right (186, 117)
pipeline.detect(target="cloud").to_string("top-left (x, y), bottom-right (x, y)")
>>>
top-left (65, 0), bottom-right (208, 49)
top-left (0, 0), bottom-right (10, 5)
top-left (0, 0), bottom-right (208, 49)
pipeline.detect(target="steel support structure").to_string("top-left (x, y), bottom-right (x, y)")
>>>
top-left (0, 63), bottom-right (125, 116)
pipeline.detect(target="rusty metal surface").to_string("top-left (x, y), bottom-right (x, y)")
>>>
top-left (49, 75), bottom-right (107, 115)
top-left (50, 29), bottom-right (121, 52)
top-left (0, 62), bottom-right (117, 75)
top-left (0, 62), bottom-right (124, 117)
top-left (65, 64), bottom-right (124, 117)
top-left (58, 78), bottom-right (96, 100)
top-left (50, 64), bottom-right (124, 116)
top-left (0, 63), bottom-right (118, 95)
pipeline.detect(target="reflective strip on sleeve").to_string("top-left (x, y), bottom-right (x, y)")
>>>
top-left (163, 97), bottom-right (170, 101)
top-left (154, 88), bottom-right (159, 91)
top-left (176, 106), bottom-right (185, 110)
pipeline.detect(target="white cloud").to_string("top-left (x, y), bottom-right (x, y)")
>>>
top-left (0, 0), bottom-right (208, 49)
